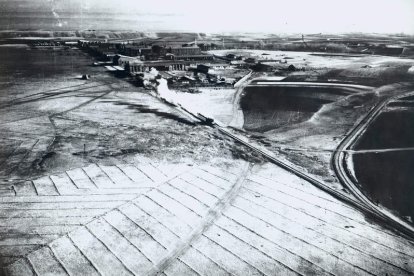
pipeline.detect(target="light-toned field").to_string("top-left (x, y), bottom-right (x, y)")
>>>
top-left (0, 47), bottom-right (259, 185)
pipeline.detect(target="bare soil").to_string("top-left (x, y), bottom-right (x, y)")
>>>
top-left (0, 47), bottom-right (262, 185)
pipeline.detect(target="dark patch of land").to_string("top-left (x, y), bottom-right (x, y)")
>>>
top-left (240, 86), bottom-right (352, 132)
top-left (353, 150), bottom-right (414, 219)
top-left (354, 110), bottom-right (414, 149)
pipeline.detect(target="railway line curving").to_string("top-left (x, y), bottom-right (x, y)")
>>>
top-left (155, 81), bottom-right (414, 240)
top-left (332, 90), bottom-right (414, 240)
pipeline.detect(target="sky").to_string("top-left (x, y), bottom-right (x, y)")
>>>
top-left (2, 0), bottom-right (414, 34)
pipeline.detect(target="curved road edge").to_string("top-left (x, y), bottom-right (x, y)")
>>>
top-left (229, 70), bottom-right (253, 129)
top-left (332, 90), bottom-right (414, 240)
top-left (153, 79), bottom-right (414, 240)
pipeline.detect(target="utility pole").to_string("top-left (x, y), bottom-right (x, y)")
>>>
top-left (302, 34), bottom-right (309, 48)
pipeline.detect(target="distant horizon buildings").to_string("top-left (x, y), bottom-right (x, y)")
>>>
top-left (0, 0), bottom-right (413, 34)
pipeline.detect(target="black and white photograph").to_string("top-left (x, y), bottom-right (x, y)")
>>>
top-left (0, 0), bottom-right (413, 275)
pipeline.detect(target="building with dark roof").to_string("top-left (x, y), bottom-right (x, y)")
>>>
top-left (168, 46), bottom-right (201, 56)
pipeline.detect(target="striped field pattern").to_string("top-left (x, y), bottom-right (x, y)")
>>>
top-left (2, 161), bottom-right (414, 275)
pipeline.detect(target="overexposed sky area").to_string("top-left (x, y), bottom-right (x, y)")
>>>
top-left (7, 0), bottom-right (414, 33)
top-left (79, 0), bottom-right (414, 33)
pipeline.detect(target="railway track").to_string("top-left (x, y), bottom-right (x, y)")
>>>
top-left (155, 86), bottom-right (414, 241)
top-left (332, 90), bottom-right (414, 240)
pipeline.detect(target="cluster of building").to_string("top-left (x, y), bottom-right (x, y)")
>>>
top-left (80, 37), bottom-right (329, 89)
top-left (79, 39), bottom-right (254, 88)
top-left (79, 40), bottom-right (214, 62)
